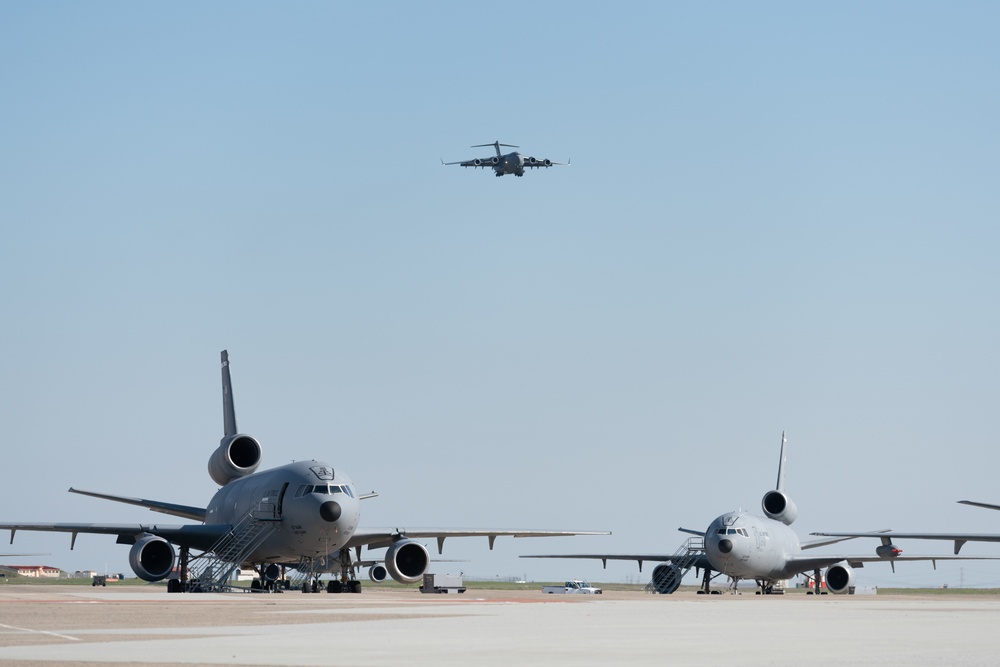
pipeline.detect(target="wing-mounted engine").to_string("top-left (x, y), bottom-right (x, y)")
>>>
top-left (208, 434), bottom-right (262, 486)
top-left (368, 564), bottom-right (388, 582)
top-left (825, 563), bottom-right (856, 594)
top-left (650, 563), bottom-right (683, 594)
top-left (384, 539), bottom-right (430, 584)
top-left (129, 534), bottom-right (176, 582)
top-left (761, 489), bottom-right (798, 525)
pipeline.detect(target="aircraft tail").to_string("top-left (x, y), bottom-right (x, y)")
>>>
top-left (221, 350), bottom-right (238, 439)
top-left (209, 350), bottom-right (262, 486)
top-left (775, 431), bottom-right (788, 492)
top-left (471, 141), bottom-right (517, 157)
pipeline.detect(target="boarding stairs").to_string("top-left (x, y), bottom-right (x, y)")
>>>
top-left (646, 536), bottom-right (705, 594)
top-left (187, 509), bottom-right (279, 592)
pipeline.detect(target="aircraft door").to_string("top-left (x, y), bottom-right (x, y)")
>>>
top-left (276, 482), bottom-right (289, 518)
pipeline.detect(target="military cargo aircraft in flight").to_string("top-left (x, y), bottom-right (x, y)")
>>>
top-left (442, 141), bottom-right (567, 177)
top-left (812, 500), bottom-right (1000, 555)
top-left (523, 433), bottom-right (994, 594)
top-left (0, 351), bottom-right (606, 592)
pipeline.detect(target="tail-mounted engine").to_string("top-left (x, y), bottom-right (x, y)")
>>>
top-left (761, 490), bottom-right (798, 526)
top-left (384, 539), bottom-right (430, 584)
top-left (129, 534), bottom-right (176, 582)
top-left (208, 434), bottom-right (262, 486)
top-left (825, 563), bottom-right (856, 594)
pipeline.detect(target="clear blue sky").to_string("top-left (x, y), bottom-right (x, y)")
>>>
top-left (2, 2), bottom-right (998, 587)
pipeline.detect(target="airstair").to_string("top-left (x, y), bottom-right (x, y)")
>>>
top-left (186, 511), bottom-right (279, 592)
top-left (647, 536), bottom-right (704, 594)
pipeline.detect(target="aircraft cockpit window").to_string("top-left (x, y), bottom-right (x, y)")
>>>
top-left (312, 485), bottom-right (330, 495)
top-left (295, 485), bottom-right (314, 498)
top-left (343, 486), bottom-right (355, 498)
top-left (716, 528), bottom-right (726, 535)
top-left (738, 528), bottom-right (749, 537)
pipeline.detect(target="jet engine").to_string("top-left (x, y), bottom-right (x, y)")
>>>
top-left (368, 564), bottom-right (388, 582)
top-left (825, 563), bottom-right (856, 594)
top-left (650, 563), bottom-right (682, 594)
top-left (384, 539), bottom-right (430, 584)
top-left (761, 490), bottom-right (798, 526)
top-left (208, 434), bottom-right (262, 486)
top-left (473, 158), bottom-right (482, 166)
top-left (527, 156), bottom-right (538, 164)
top-left (542, 158), bottom-right (552, 166)
top-left (876, 544), bottom-right (902, 559)
top-left (128, 534), bottom-right (175, 582)
top-left (490, 156), bottom-right (499, 165)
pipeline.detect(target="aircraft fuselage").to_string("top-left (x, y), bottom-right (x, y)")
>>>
top-left (205, 460), bottom-right (361, 563)
top-left (704, 511), bottom-right (801, 581)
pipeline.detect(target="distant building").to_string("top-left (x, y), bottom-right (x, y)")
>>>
top-left (6, 565), bottom-right (62, 578)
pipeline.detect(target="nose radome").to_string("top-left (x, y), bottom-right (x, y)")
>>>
top-left (320, 501), bottom-right (342, 522)
top-left (718, 538), bottom-right (733, 554)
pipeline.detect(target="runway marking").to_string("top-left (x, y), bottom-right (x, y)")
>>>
top-left (0, 622), bottom-right (81, 642)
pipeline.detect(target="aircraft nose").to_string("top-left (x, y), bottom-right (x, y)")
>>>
top-left (717, 538), bottom-right (733, 554)
top-left (319, 501), bottom-right (342, 522)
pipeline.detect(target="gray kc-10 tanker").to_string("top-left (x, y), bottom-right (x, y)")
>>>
top-left (0, 351), bottom-right (606, 592)
top-left (524, 433), bottom-right (995, 594)
top-left (442, 141), bottom-right (567, 177)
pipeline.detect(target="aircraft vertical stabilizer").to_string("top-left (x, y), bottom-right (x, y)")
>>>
top-left (775, 431), bottom-right (788, 492)
top-left (221, 350), bottom-right (238, 440)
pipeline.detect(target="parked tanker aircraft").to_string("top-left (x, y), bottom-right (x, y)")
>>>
top-left (442, 141), bottom-right (566, 177)
top-left (523, 433), bottom-right (993, 594)
top-left (813, 500), bottom-right (1000, 555)
top-left (0, 351), bottom-right (606, 592)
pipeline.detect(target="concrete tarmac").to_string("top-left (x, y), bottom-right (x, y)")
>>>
top-left (1, 584), bottom-right (999, 666)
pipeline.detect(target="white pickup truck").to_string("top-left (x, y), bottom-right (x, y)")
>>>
top-left (542, 580), bottom-right (603, 594)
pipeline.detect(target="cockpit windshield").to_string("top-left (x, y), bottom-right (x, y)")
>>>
top-left (716, 527), bottom-right (749, 537)
top-left (294, 484), bottom-right (356, 499)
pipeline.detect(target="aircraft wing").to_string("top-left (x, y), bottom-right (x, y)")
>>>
top-left (441, 158), bottom-right (492, 168)
top-left (784, 553), bottom-right (1000, 576)
top-left (67, 487), bottom-right (207, 522)
top-left (345, 528), bottom-right (610, 554)
top-left (0, 522), bottom-right (230, 552)
top-left (811, 531), bottom-right (1000, 555)
top-left (521, 157), bottom-right (566, 168)
top-left (521, 552), bottom-right (713, 573)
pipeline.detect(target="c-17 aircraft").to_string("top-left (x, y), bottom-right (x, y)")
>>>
top-left (442, 141), bottom-right (567, 177)
top-left (523, 433), bottom-right (995, 594)
top-left (813, 500), bottom-right (1000, 555)
top-left (0, 351), bottom-right (606, 592)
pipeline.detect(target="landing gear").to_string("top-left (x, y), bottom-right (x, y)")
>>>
top-left (806, 569), bottom-right (827, 595)
top-left (696, 568), bottom-right (719, 594)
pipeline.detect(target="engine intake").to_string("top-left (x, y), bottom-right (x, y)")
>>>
top-left (129, 534), bottom-right (175, 582)
top-left (650, 563), bottom-right (682, 594)
top-left (761, 490), bottom-right (798, 525)
top-left (368, 564), bottom-right (388, 582)
top-left (208, 434), bottom-right (262, 486)
top-left (384, 539), bottom-right (430, 584)
top-left (826, 563), bottom-right (856, 594)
